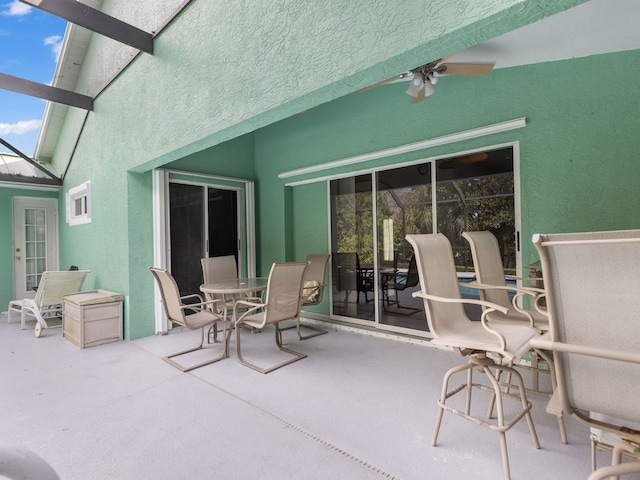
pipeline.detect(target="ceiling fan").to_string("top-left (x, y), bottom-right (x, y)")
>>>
top-left (360, 57), bottom-right (495, 103)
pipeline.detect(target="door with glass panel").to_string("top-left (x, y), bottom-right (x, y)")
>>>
top-left (330, 175), bottom-right (375, 322)
top-left (169, 183), bottom-right (239, 297)
top-left (12, 197), bottom-right (59, 300)
top-left (330, 145), bottom-right (516, 334)
top-left (375, 164), bottom-right (433, 331)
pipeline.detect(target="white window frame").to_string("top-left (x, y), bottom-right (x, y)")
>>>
top-left (66, 180), bottom-right (92, 226)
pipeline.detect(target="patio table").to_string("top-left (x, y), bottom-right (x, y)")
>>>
top-left (200, 277), bottom-right (269, 352)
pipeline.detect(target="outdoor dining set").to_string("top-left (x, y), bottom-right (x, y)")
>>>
top-left (149, 253), bottom-right (330, 374)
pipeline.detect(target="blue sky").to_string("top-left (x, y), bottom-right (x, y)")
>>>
top-left (0, 0), bottom-right (67, 156)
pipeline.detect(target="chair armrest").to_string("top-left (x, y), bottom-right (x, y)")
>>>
top-left (233, 298), bottom-right (266, 324)
top-left (506, 274), bottom-right (544, 283)
top-left (464, 281), bottom-right (544, 296)
top-left (180, 298), bottom-right (225, 315)
top-left (530, 331), bottom-right (552, 350)
top-left (531, 335), bottom-right (640, 364)
top-left (180, 293), bottom-right (204, 303)
top-left (412, 291), bottom-right (510, 350)
top-left (413, 290), bottom-right (509, 314)
top-left (534, 294), bottom-right (547, 315)
top-left (464, 281), bottom-right (547, 327)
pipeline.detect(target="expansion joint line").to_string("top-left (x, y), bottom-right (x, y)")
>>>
top-left (206, 380), bottom-right (399, 479)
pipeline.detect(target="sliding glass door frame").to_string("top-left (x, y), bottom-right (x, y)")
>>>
top-left (327, 142), bottom-right (521, 338)
top-left (152, 169), bottom-right (255, 333)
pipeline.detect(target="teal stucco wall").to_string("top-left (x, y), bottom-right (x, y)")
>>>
top-left (255, 49), bottom-right (640, 278)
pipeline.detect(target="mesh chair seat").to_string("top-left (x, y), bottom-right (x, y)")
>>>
top-left (531, 230), bottom-right (640, 480)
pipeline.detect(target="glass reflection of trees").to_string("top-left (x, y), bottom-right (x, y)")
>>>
top-left (334, 147), bottom-right (515, 274)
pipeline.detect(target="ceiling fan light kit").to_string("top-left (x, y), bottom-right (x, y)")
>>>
top-left (405, 73), bottom-right (424, 97)
top-left (362, 55), bottom-right (495, 104)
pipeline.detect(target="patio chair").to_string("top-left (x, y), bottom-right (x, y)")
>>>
top-left (280, 253), bottom-right (330, 340)
top-left (380, 254), bottom-right (420, 314)
top-left (463, 230), bottom-right (567, 443)
top-left (332, 252), bottom-right (370, 303)
top-left (356, 253), bottom-right (375, 303)
top-left (462, 231), bottom-right (548, 331)
top-left (201, 255), bottom-right (244, 337)
top-left (406, 233), bottom-right (540, 480)
top-left (531, 230), bottom-right (640, 480)
top-left (149, 267), bottom-right (227, 372)
top-left (7, 270), bottom-right (89, 337)
top-left (233, 262), bottom-right (309, 373)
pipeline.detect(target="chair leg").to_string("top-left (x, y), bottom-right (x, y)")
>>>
top-left (7, 301), bottom-right (22, 324)
top-left (296, 321), bottom-right (328, 340)
top-left (432, 361), bottom-right (474, 446)
top-left (162, 323), bottom-right (227, 372)
top-left (381, 289), bottom-right (421, 315)
top-left (279, 316), bottom-right (328, 341)
top-left (534, 348), bottom-right (568, 444)
top-left (433, 355), bottom-right (540, 480)
top-left (236, 322), bottom-right (307, 374)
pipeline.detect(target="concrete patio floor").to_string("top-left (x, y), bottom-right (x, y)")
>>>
top-left (0, 311), bottom-right (622, 479)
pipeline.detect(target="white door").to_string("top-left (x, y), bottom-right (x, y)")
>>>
top-left (12, 197), bottom-right (59, 300)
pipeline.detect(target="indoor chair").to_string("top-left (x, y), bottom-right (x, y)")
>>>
top-left (380, 254), bottom-right (420, 314)
top-left (233, 262), bottom-right (309, 374)
top-left (406, 233), bottom-right (540, 480)
top-left (150, 267), bottom-right (227, 372)
top-left (531, 230), bottom-right (640, 480)
top-left (8, 270), bottom-right (89, 337)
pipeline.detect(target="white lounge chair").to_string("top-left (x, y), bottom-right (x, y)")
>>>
top-left (8, 270), bottom-right (89, 337)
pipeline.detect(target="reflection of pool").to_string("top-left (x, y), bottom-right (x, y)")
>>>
top-left (458, 274), bottom-right (516, 299)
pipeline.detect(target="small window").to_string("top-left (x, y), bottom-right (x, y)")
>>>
top-left (66, 181), bottom-right (91, 225)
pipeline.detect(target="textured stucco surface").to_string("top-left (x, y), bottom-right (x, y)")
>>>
top-left (255, 49), bottom-right (640, 276)
top-left (56, 0), bottom-right (589, 175)
top-left (12, 0), bottom-right (600, 338)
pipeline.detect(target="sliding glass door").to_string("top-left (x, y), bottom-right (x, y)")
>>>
top-left (375, 163), bottom-right (433, 330)
top-left (330, 175), bottom-right (375, 322)
top-left (169, 184), bottom-right (239, 297)
top-left (329, 145), bottom-right (517, 335)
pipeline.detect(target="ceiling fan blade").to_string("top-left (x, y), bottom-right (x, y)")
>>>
top-left (411, 86), bottom-right (426, 103)
top-left (358, 73), bottom-right (409, 93)
top-left (438, 62), bottom-right (495, 76)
